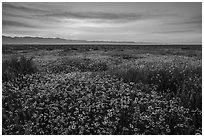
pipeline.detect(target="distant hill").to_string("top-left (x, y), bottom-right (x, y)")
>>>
top-left (2, 36), bottom-right (201, 45)
top-left (2, 36), bottom-right (138, 45)
top-left (2, 36), bottom-right (88, 44)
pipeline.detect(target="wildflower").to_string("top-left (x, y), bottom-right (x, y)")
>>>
top-left (195, 133), bottom-right (202, 135)
top-left (156, 121), bottom-right (161, 125)
top-left (179, 124), bottom-right (184, 128)
top-left (141, 116), bottom-right (146, 121)
top-left (147, 106), bottom-right (153, 111)
top-left (94, 122), bottom-right (100, 127)
top-left (122, 127), bottom-right (129, 131)
top-left (129, 124), bottom-right (134, 129)
top-left (166, 128), bottom-right (171, 133)
top-left (145, 125), bottom-right (150, 128)
top-left (134, 128), bottom-right (139, 132)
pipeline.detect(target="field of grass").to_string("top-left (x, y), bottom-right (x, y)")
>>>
top-left (2, 44), bottom-right (202, 135)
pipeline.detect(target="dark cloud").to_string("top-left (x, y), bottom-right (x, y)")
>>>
top-left (2, 20), bottom-right (38, 28)
top-left (2, 11), bottom-right (34, 20)
top-left (2, 2), bottom-right (201, 44)
top-left (45, 11), bottom-right (140, 20)
top-left (2, 2), bottom-right (48, 13)
top-left (165, 14), bottom-right (201, 27)
top-left (158, 29), bottom-right (198, 34)
top-left (183, 15), bottom-right (202, 28)
top-left (39, 11), bottom-right (177, 23)
top-left (183, 20), bottom-right (202, 24)
top-left (3, 2), bottom-right (177, 23)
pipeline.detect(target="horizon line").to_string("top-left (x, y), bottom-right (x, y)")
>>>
top-left (2, 35), bottom-right (202, 45)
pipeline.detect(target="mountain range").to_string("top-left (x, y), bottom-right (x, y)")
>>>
top-left (2, 36), bottom-right (140, 45)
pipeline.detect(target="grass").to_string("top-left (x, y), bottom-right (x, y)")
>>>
top-left (2, 72), bottom-right (202, 135)
top-left (2, 44), bottom-right (202, 135)
top-left (2, 56), bottom-right (38, 82)
top-left (107, 61), bottom-right (202, 111)
top-left (45, 57), bottom-right (108, 73)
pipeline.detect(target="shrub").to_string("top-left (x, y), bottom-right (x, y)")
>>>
top-left (89, 61), bottom-right (108, 71)
top-left (108, 67), bottom-right (147, 83)
top-left (107, 63), bottom-right (202, 111)
top-left (2, 56), bottom-right (38, 82)
top-left (46, 58), bottom-right (108, 73)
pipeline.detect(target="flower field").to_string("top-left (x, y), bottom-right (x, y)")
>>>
top-left (2, 45), bottom-right (202, 135)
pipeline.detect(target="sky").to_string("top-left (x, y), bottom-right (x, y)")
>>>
top-left (2, 2), bottom-right (202, 44)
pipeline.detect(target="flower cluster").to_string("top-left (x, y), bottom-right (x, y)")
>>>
top-left (43, 57), bottom-right (108, 74)
top-left (2, 72), bottom-right (202, 135)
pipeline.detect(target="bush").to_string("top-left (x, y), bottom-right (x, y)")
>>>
top-left (2, 56), bottom-right (38, 82)
top-left (108, 67), bottom-right (147, 83)
top-left (108, 63), bottom-right (201, 92)
top-left (107, 63), bottom-right (202, 111)
top-left (46, 58), bottom-right (108, 73)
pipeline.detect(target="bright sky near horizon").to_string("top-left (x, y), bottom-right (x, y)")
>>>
top-left (2, 2), bottom-right (202, 44)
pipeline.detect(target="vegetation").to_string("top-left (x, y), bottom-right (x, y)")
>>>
top-left (2, 44), bottom-right (202, 135)
top-left (2, 56), bottom-right (38, 82)
top-left (45, 58), bottom-right (108, 74)
top-left (108, 60), bottom-right (202, 111)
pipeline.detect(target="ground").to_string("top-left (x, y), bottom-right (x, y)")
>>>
top-left (2, 44), bottom-right (202, 135)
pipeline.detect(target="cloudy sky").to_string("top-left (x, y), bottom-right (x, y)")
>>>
top-left (2, 2), bottom-right (202, 44)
